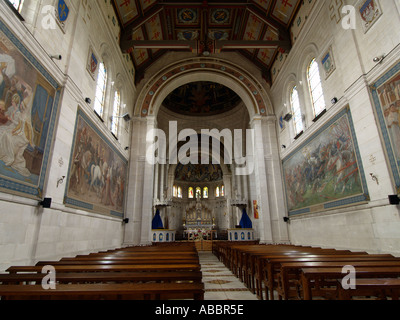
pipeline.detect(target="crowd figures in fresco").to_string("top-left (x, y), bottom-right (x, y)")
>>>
top-left (378, 75), bottom-right (400, 163)
top-left (0, 53), bottom-right (35, 177)
top-left (69, 120), bottom-right (126, 211)
top-left (284, 115), bottom-right (362, 212)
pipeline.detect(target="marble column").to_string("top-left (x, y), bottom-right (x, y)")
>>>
top-left (140, 116), bottom-right (157, 245)
top-left (250, 117), bottom-right (273, 243)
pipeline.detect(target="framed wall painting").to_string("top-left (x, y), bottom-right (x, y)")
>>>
top-left (321, 46), bottom-right (336, 80)
top-left (0, 19), bottom-right (62, 200)
top-left (358, 0), bottom-right (383, 34)
top-left (64, 107), bottom-right (128, 218)
top-left (86, 45), bottom-right (99, 80)
top-left (370, 60), bottom-right (400, 193)
top-left (282, 106), bottom-right (369, 216)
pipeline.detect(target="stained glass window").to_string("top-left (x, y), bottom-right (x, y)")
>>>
top-left (188, 187), bottom-right (194, 199)
top-left (177, 187), bottom-right (182, 199)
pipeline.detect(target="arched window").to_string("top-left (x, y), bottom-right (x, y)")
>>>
top-left (188, 187), bottom-right (194, 199)
top-left (221, 185), bottom-right (225, 197)
top-left (196, 187), bottom-right (201, 199)
top-left (111, 90), bottom-right (121, 136)
top-left (9, 0), bottom-right (24, 12)
top-left (290, 86), bottom-right (304, 136)
top-left (94, 62), bottom-right (107, 118)
top-left (173, 186), bottom-right (178, 198)
top-left (215, 186), bottom-right (220, 198)
top-left (307, 58), bottom-right (326, 117)
top-left (177, 187), bottom-right (182, 199)
top-left (203, 187), bottom-right (209, 199)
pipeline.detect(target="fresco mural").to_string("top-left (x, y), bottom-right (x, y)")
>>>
top-left (64, 108), bottom-right (128, 218)
top-left (0, 21), bottom-right (61, 199)
top-left (175, 163), bottom-right (223, 183)
top-left (283, 107), bottom-right (368, 216)
top-left (370, 61), bottom-right (400, 192)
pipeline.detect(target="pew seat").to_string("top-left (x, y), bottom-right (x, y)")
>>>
top-left (0, 282), bottom-right (205, 300)
top-left (337, 278), bottom-right (400, 300)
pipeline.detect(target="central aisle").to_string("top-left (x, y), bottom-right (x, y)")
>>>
top-left (198, 251), bottom-right (259, 300)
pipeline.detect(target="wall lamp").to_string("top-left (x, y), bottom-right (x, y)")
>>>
top-left (50, 54), bottom-right (62, 60)
top-left (123, 218), bottom-right (130, 224)
top-left (85, 97), bottom-right (91, 104)
top-left (283, 113), bottom-right (293, 122)
top-left (373, 55), bottom-right (385, 64)
top-left (111, 113), bottom-right (131, 122)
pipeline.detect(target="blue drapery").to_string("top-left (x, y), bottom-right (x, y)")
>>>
top-left (152, 209), bottom-right (164, 230)
top-left (239, 208), bottom-right (253, 229)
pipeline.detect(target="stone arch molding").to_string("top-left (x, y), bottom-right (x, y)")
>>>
top-left (135, 58), bottom-right (274, 119)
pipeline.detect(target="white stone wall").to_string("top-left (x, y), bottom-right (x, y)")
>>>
top-left (272, 0), bottom-right (400, 255)
top-left (0, 1), bottom-right (135, 271)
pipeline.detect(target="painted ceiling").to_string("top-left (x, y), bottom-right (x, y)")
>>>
top-left (162, 81), bottom-right (242, 116)
top-left (112, 0), bottom-right (302, 83)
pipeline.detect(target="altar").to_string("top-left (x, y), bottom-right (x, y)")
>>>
top-left (183, 193), bottom-right (216, 240)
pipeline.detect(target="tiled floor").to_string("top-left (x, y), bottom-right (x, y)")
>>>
top-left (199, 252), bottom-right (259, 300)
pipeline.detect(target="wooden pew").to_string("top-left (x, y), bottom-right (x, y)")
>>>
top-left (0, 271), bottom-right (203, 285)
top-left (336, 278), bottom-right (400, 300)
top-left (6, 264), bottom-right (201, 274)
top-left (1, 243), bottom-right (203, 300)
top-left (255, 254), bottom-right (396, 300)
top-left (0, 282), bottom-right (205, 300)
top-left (300, 268), bottom-right (400, 300)
top-left (244, 249), bottom-right (367, 294)
top-left (35, 259), bottom-right (198, 266)
top-left (278, 261), bottom-right (400, 300)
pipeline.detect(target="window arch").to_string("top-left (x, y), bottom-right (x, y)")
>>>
top-left (111, 90), bottom-right (121, 136)
top-left (196, 187), bottom-right (201, 199)
top-left (290, 86), bottom-right (304, 136)
top-left (203, 187), bottom-right (209, 199)
top-left (307, 58), bottom-right (326, 117)
top-left (215, 186), bottom-right (220, 198)
top-left (9, 0), bottom-right (24, 12)
top-left (177, 187), bottom-right (182, 199)
top-left (188, 187), bottom-right (194, 199)
top-left (221, 185), bottom-right (225, 197)
top-left (94, 62), bottom-right (107, 118)
top-left (173, 185), bottom-right (178, 198)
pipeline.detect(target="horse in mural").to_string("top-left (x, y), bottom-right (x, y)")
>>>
top-left (89, 161), bottom-right (107, 197)
top-left (329, 148), bottom-right (359, 194)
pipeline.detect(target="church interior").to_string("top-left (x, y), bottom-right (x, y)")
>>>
top-left (1, 0), bottom-right (400, 301)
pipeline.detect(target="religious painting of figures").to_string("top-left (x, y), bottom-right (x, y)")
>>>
top-left (0, 21), bottom-right (61, 199)
top-left (175, 163), bottom-right (223, 183)
top-left (64, 108), bottom-right (128, 218)
top-left (370, 61), bottom-right (400, 193)
top-left (282, 107), bottom-right (369, 216)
